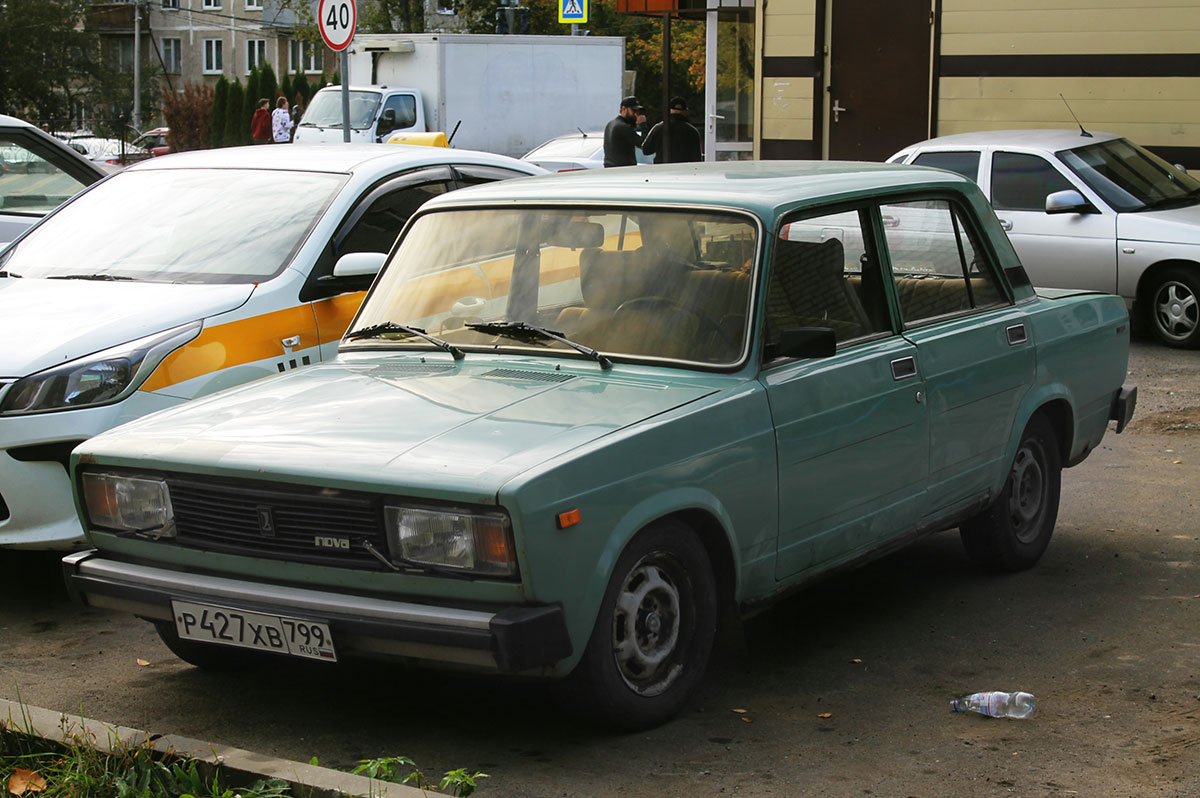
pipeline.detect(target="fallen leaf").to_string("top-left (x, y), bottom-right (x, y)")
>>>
top-left (731, 708), bottom-right (747, 714)
top-left (1173, 460), bottom-right (1183, 465)
top-left (741, 717), bottom-right (752, 723)
top-left (136, 659), bottom-right (150, 667)
top-left (851, 658), bottom-right (863, 664)
top-left (817, 712), bottom-right (833, 719)
top-left (9, 768), bottom-right (47, 796)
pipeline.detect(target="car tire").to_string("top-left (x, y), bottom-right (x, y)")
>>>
top-left (560, 520), bottom-right (717, 731)
top-left (153, 622), bottom-right (276, 671)
top-left (960, 414), bottom-right (1062, 572)
top-left (1147, 266), bottom-right (1200, 349)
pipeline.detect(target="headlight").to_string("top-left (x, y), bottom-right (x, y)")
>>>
top-left (0, 321), bottom-right (201, 415)
top-left (385, 505), bottom-right (517, 577)
top-left (81, 471), bottom-right (176, 539)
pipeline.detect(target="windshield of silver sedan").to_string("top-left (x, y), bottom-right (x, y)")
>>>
top-left (1058, 138), bottom-right (1200, 212)
top-left (347, 207), bottom-right (758, 366)
top-left (0, 169), bottom-right (343, 282)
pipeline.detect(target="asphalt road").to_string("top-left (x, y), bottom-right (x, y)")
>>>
top-left (2, 337), bottom-right (1197, 797)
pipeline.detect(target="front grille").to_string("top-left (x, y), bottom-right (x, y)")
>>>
top-left (167, 475), bottom-right (387, 569)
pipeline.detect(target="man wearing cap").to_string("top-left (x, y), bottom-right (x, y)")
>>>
top-left (642, 96), bottom-right (703, 164)
top-left (603, 96), bottom-right (647, 168)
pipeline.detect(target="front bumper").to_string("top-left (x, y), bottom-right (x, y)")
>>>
top-left (62, 550), bottom-right (573, 673)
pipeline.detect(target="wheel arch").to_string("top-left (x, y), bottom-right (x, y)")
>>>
top-left (1135, 258), bottom-right (1200, 306)
top-left (1032, 397), bottom-right (1074, 465)
top-left (663, 507), bottom-right (738, 621)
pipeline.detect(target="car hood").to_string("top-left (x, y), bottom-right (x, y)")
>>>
top-left (82, 359), bottom-right (719, 501)
top-left (1117, 202), bottom-right (1200, 245)
top-left (0, 280), bottom-right (254, 377)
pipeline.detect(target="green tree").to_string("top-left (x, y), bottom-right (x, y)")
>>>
top-left (224, 78), bottom-right (245, 146)
top-left (243, 66), bottom-right (261, 135)
top-left (211, 76), bottom-right (229, 147)
top-left (360, 0), bottom-right (425, 33)
top-left (259, 62), bottom-right (278, 102)
top-left (292, 73), bottom-right (310, 107)
top-left (280, 72), bottom-right (293, 106)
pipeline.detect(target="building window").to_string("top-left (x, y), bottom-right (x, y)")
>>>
top-left (246, 0), bottom-right (263, 8)
top-left (436, 0), bottom-right (454, 13)
top-left (203, 39), bottom-right (223, 74)
top-left (162, 38), bottom-right (182, 74)
top-left (161, 0), bottom-right (179, 9)
top-left (246, 39), bottom-right (266, 73)
top-left (107, 38), bottom-right (134, 73)
top-left (289, 40), bottom-right (324, 74)
top-left (203, 0), bottom-right (221, 8)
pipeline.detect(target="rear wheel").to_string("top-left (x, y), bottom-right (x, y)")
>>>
top-left (1146, 266), bottom-right (1200, 348)
top-left (960, 414), bottom-right (1062, 572)
top-left (561, 520), bottom-right (717, 730)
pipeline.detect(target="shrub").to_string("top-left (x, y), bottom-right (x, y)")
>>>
top-left (161, 82), bottom-right (214, 151)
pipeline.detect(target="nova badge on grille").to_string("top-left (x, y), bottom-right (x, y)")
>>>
top-left (314, 536), bottom-right (351, 550)
top-left (256, 506), bottom-right (275, 536)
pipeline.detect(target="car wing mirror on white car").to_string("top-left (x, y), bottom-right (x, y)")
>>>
top-left (333, 251), bottom-right (387, 278)
top-left (1045, 189), bottom-right (1095, 215)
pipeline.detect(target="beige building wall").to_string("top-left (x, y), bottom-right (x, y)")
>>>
top-left (757, 0), bottom-right (819, 158)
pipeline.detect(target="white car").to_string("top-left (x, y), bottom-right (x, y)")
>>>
top-left (890, 130), bottom-right (1200, 348)
top-left (0, 115), bottom-right (105, 244)
top-left (66, 136), bottom-right (152, 171)
top-left (0, 144), bottom-right (544, 549)
top-left (522, 130), bottom-right (653, 172)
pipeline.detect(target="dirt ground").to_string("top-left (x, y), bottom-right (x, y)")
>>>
top-left (2, 336), bottom-right (1198, 797)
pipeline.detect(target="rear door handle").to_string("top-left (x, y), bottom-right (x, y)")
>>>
top-left (998, 218), bottom-right (1013, 231)
top-left (891, 356), bottom-right (917, 381)
top-left (1006, 324), bottom-right (1028, 345)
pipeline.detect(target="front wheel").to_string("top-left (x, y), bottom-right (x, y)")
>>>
top-left (960, 414), bottom-right (1062, 572)
top-left (1146, 267), bottom-right (1200, 348)
top-left (560, 520), bottom-right (717, 731)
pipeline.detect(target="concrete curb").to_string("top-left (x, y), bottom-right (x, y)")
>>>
top-left (1, 699), bottom-right (425, 798)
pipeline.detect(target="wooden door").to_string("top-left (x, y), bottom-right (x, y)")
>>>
top-left (828, 0), bottom-right (932, 161)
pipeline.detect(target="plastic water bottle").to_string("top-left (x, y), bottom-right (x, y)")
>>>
top-left (950, 691), bottom-right (1035, 719)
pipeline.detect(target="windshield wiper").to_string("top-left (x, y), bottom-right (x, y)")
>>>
top-left (466, 320), bottom-right (612, 369)
top-left (46, 273), bottom-right (134, 281)
top-left (345, 321), bottom-right (464, 360)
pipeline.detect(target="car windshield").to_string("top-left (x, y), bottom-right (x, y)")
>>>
top-left (525, 136), bottom-right (603, 160)
top-left (349, 207), bottom-right (758, 366)
top-left (1, 168), bottom-right (343, 282)
top-left (300, 89), bottom-right (381, 130)
top-left (1057, 138), bottom-right (1200, 212)
top-left (0, 135), bottom-right (91, 216)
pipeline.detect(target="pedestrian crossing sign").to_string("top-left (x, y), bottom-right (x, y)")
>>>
top-left (559, 0), bottom-right (588, 23)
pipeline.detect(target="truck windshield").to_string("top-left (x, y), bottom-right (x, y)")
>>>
top-left (1057, 138), bottom-right (1200, 212)
top-left (347, 207), bottom-right (759, 367)
top-left (300, 89), bottom-right (382, 130)
top-left (1, 168), bottom-right (343, 283)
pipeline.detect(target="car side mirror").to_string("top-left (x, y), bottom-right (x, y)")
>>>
top-left (377, 108), bottom-right (398, 138)
top-left (332, 251), bottom-right (387, 278)
top-left (1045, 189), bottom-right (1094, 215)
top-left (769, 327), bottom-right (837, 360)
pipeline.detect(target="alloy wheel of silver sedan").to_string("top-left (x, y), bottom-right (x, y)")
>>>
top-left (1150, 268), bottom-right (1200, 348)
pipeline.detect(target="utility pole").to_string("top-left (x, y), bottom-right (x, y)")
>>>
top-left (132, 0), bottom-right (144, 130)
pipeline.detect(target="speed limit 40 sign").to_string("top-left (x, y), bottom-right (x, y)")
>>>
top-left (318, 0), bottom-right (357, 52)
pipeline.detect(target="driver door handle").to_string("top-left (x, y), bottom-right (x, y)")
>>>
top-left (998, 218), bottom-right (1013, 231)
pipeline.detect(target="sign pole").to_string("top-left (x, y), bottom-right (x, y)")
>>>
top-left (341, 50), bottom-right (350, 142)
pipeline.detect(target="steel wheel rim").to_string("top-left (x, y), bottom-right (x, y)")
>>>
top-left (1008, 444), bottom-right (1046, 543)
top-left (611, 552), bottom-right (687, 697)
top-left (1153, 280), bottom-right (1198, 342)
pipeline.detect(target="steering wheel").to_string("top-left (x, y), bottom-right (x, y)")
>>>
top-left (611, 296), bottom-right (736, 354)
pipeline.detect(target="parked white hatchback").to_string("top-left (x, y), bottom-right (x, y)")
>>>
top-left (890, 130), bottom-right (1200, 347)
top-left (0, 144), bottom-right (543, 549)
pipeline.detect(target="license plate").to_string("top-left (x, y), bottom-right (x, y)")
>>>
top-left (171, 600), bottom-right (337, 662)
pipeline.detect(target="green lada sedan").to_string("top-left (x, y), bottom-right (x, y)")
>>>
top-left (65, 162), bottom-right (1136, 729)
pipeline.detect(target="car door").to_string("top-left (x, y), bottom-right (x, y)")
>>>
top-left (985, 150), bottom-right (1117, 293)
top-left (0, 127), bottom-right (103, 243)
top-left (762, 205), bottom-right (929, 581)
top-left (879, 196), bottom-right (1036, 521)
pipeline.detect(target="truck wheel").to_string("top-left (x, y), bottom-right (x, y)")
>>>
top-left (960, 414), bottom-right (1062, 572)
top-left (1147, 267), bottom-right (1200, 348)
top-left (154, 622), bottom-right (274, 671)
top-left (562, 520), bottom-right (717, 730)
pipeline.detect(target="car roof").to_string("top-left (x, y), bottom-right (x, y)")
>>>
top-left (900, 128), bottom-right (1124, 152)
top-left (0, 114), bottom-right (36, 130)
top-left (421, 160), bottom-right (976, 217)
top-left (125, 143), bottom-right (546, 178)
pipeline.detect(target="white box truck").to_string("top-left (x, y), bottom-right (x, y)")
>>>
top-left (292, 33), bottom-right (625, 158)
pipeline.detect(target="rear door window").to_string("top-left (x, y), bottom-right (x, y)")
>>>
top-left (912, 151), bottom-right (981, 182)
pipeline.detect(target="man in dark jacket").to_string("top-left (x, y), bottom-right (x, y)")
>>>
top-left (641, 96), bottom-right (702, 164)
top-left (603, 96), bottom-right (646, 167)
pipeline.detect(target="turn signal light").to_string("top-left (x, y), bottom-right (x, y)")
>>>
top-left (556, 508), bottom-right (582, 529)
